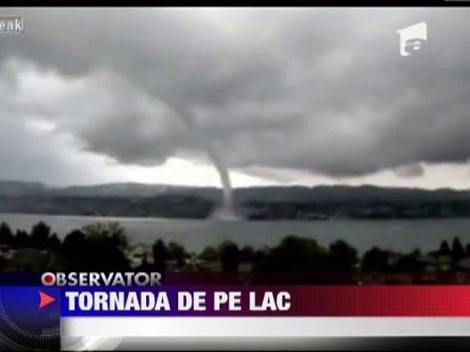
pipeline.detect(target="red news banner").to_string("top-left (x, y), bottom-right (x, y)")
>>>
top-left (57, 285), bottom-right (470, 317)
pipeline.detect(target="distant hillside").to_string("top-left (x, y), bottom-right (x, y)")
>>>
top-left (2, 180), bottom-right (470, 202)
top-left (1, 181), bottom-right (470, 219)
top-left (0, 181), bottom-right (219, 199)
top-left (0, 181), bottom-right (47, 197)
top-left (54, 183), bottom-right (195, 198)
top-left (235, 185), bottom-right (470, 203)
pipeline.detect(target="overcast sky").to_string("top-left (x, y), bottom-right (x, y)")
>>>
top-left (1, 8), bottom-right (470, 188)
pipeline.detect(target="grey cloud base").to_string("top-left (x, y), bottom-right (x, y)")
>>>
top-left (1, 8), bottom-right (470, 184)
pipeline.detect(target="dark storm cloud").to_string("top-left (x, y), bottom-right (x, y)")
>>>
top-left (1, 8), bottom-right (470, 179)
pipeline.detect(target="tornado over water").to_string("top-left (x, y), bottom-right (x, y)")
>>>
top-left (206, 144), bottom-right (236, 219)
top-left (172, 107), bottom-right (236, 219)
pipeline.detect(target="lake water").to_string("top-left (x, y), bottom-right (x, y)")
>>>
top-left (1, 213), bottom-right (470, 254)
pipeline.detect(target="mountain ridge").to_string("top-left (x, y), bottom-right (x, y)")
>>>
top-left (2, 180), bottom-right (470, 219)
top-left (2, 180), bottom-right (470, 202)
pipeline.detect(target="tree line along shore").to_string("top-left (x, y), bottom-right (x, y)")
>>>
top-left (2, 221), bottom-right (470, 283)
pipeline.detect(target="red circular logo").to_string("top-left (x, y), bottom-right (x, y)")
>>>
top-left (41, 272), bottom-right (55, 286)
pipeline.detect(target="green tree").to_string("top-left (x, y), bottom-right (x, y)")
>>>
top-left (393, 249), bottom-right (424, 272)
top-left (82, 222), bottom-right (126, 247)
top-left (30, 222), bottom-right (51, 249)
top-left (240, 246), bottom-right (255, 262)
top-left (452, 238), bottom-right (465, 259)
top-left (62, 224), bottom-right (130, 271)
top-left (219, 241), bottom-right (240, 273)
top-left (108, 222), bottom-right (127, 249)
top-left (362, 247), bottom-right (390, 272)
top-left (465, 244), bottom-right (470, 256)
top-left (199, 246), bottom-right (218, 262)
top-left (14, 230), bottom-right (30, 248)
top-left (439, 240), bottom-right (451, 256)
top-left (256, 236), bottom-right (329, 272)
top-left (0, 222), bottom-right (13, 245)
top-left (168, 241), bottom-right (189, 267)
top-left (452, 237), bottom-right (465, 267)
top-left (48, 233), bottom-right (62, 250)
top-left (152, 239), bottom-right (171, 272)
top-left (328, 240), bottom-right (358, 271)
top-left (62, 230), bottom-right (88, 270)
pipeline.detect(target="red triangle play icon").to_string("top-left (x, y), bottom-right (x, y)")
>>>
top-left (39, 290), bottom-right (56, 309)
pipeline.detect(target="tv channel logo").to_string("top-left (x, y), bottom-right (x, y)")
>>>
top-left (397, 22), bottom-right (427, 57)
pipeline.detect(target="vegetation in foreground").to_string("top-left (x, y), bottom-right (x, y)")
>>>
top-left (1, 221), bottom-right (470, 283)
